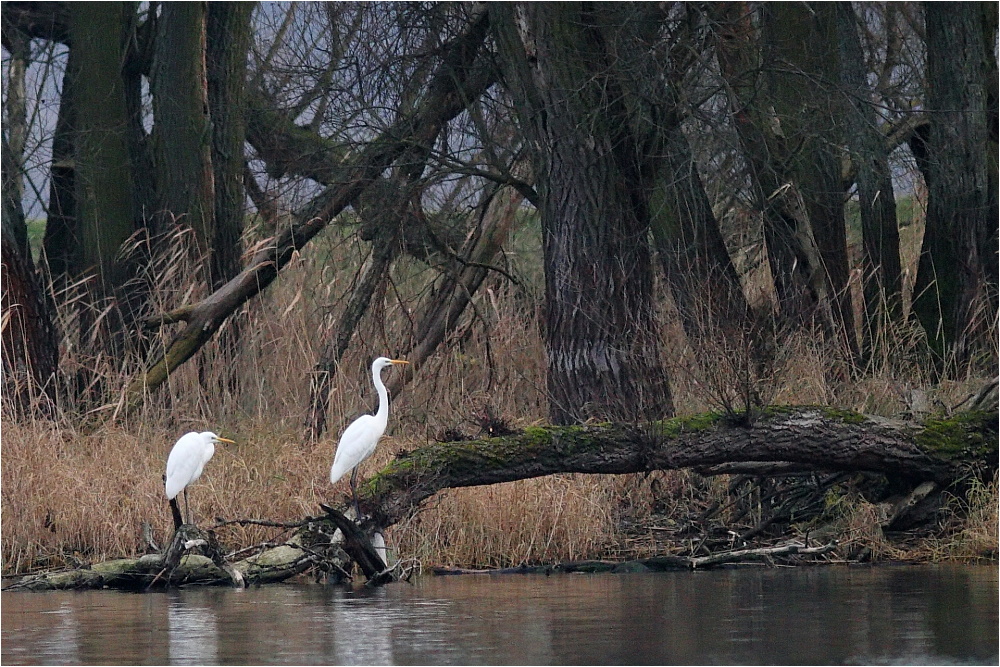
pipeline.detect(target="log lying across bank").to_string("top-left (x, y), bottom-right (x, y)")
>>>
top-left (361, 405), bottom-right (997, 527)
top-left (5, 402), bottom-right (996, 591)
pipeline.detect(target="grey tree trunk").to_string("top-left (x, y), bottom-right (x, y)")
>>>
top-left (762, 2), bottom-right (858, 363)
top-left (710, 2), bottom-right (822, 329)
top-left (151, 2), bottom-right (214, 254)
top-left (836, 2), bottom-right (904, 362)
top-left (494, 3), bottom-right (673, 424)
top-left (207, 2), bottom-right (252, 289)
top-left (1, 24), bottom-right (29, 256)
top-left (67, 3), bottom-right (137, 298)
top-left (913, 2), bottom-right (999, 371)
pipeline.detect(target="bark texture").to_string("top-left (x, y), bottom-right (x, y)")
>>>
top-left (361, 407), bottom-right (997, 527)
top-left (494, 3), bottom-right (673, 424)
top-left (912, 2), bottom-right (999, 370)
top-left (151, 2), bottom-right (214, 249)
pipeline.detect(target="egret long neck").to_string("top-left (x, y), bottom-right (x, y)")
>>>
top-left (373, 365), bottom-right (390, 424)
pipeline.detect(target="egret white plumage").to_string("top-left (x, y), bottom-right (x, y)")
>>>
top-left (331, 357), bottom-right (408, 515)
top-left (165, 431), bottom-right (234, 528)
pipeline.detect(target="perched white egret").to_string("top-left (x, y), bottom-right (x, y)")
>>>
top-left (331, 357), bottom-right (408, 515)
top-left (165, 431), bottom-right (235, 528)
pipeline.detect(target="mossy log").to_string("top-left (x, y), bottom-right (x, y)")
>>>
top-left (5, 520), bottom-right (352, 592)
top-left (8, 403), bottom-right (994, 591)
top-left (361, 406), bottom-right (997, 527)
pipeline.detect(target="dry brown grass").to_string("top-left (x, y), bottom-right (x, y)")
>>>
top-left (925, 474), bottom-right (1000, 561)
top-left (2, 212), bottom-right (997, 575)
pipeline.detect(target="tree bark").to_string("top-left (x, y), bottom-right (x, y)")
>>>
top-left (206, 2), bottom-right (252, 289)
top-left (836, 2), bottom-right (904, 362)
top-left (912, 2), bottom-right (999, 371)
top-left (67, 3), bottom-right (137, 297)
top-left (151, 2), bottom-right (214, 252)
top-left (1, 222), bottom-right (59, 415)
top-left (762, 2), bottom-right (858, 362)
top-left (361, 406), bottom-right (997, 527)
top-left (1, 23), bottom-right (30, 256)
top-left (651, 124), bottom-right (751, 340)
top-left (494, 3), bottom-right (674, 424)
top-left (710, 2), bottom-right (823, 329)
top-left (41, 44), bottom-right (78, 286)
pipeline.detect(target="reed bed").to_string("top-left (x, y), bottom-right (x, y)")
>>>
top-left (2, 218), bottom-right (996, 575)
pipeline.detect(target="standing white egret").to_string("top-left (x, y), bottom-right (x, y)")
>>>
top-left (331, 357), bottom-right (408, 515)
top-left (165, 431), bottom-right (235, 528)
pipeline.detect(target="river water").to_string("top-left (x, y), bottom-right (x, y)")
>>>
top-left (2, 565), bottom-right (996, 665)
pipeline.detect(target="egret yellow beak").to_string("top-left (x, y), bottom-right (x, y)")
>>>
top-left (215, 437), bottom-right (236, 444)
top-left (390, 359), bottom-right (409, 365)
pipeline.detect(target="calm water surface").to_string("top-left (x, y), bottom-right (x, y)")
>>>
top-left (2, 565), bottom-right (997, 665)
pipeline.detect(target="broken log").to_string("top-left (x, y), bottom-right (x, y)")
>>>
top-left (320, 504), bottom-right (387, 581)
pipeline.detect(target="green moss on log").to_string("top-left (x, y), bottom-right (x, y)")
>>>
top-left (657, 411), bottom-right (724, 437)
top-left (915, 411), bottom-right (994, 459)
top-left (819, 408), bottom-right (869, 425)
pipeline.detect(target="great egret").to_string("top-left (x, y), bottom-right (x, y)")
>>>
top-left (165, 431), bottom-right (235, 528)
top-left (331, 357), bottom-right (408, 515)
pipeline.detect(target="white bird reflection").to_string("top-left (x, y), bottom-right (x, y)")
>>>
top-left (39, 603), bottom-right (80, 665)
top-left (331, 599), bottom-right (394, 665)
top-left (168, 602), bottom-right (218, 665)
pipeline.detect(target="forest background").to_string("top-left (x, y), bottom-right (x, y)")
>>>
top-left (2, 2), bottom-right (997, 576)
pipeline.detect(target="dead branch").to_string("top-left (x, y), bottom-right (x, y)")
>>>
top-left (125, 11), bottom-right (494, 409)
top-left (687, 541), bottom-right (839, 568)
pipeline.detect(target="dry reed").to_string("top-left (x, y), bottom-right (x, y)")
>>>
top-left (2, 210), bottom-right (997, 575)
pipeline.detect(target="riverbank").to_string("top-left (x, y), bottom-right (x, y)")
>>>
top-left (2, 410), bottom-right (995, 577)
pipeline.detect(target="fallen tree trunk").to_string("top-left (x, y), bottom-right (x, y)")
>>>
top-left (6, 401), bottom-right (995, 591)
top-left (362, 406), bottom-right (997, 527)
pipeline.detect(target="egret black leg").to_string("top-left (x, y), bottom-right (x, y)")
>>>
top-left (182, 488), bottom-right (190, 526)
top-left (349, 467), bottom-right (361, 519)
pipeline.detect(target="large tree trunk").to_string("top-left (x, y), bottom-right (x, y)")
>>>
top-left (67, 3), bottom-right (137, 298)
top-left (762, 3), bottom-right (858, 362)
top-left (41, 45), bottom-right (78, 286)
top-left (1, 223), bottom-right (60, 415)
top-left (1, 23), bottom-right (30, 256)
top-left (151, 2), bottom-right (214, 254)
top-left (710, 2), bottom-right (822, 329)
top-left (912, 2), bottom-right (999, 371)
top-left (206, 2), bottom-right (252, 289)
top-left (362, 404), bottom-right (997, 528)
top-left (494, 3), bottom-right (673, 424)
top-left (651, 123), bottom-right (752, 341)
